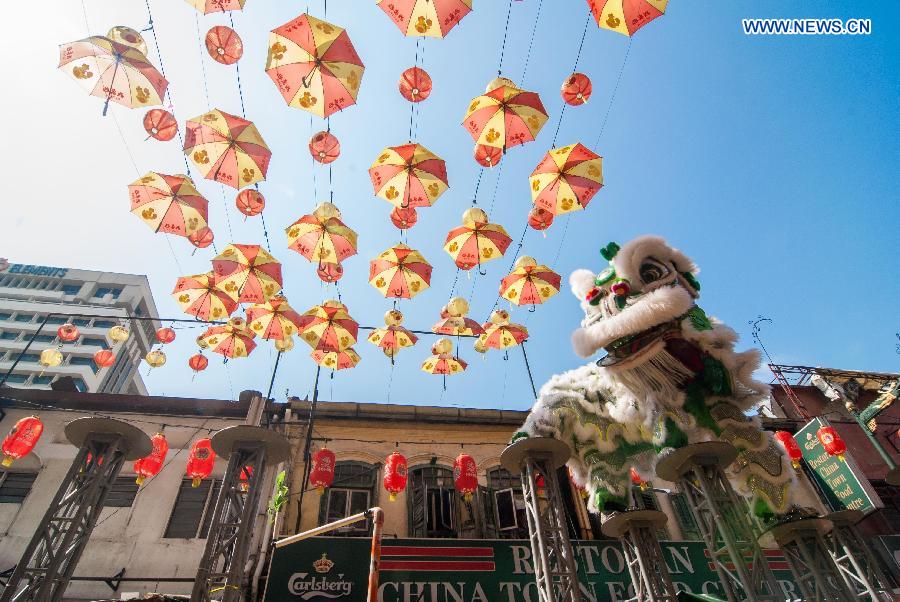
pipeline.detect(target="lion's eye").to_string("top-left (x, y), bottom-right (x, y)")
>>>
top-left (639, 259), bottom-right (668, 284)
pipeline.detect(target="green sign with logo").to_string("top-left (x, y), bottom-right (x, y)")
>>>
top-left (796, 417), bottom-right (880, 513)
top-left (265, 537), bottom-right (799, 601)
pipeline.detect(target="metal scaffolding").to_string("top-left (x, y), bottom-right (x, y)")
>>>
top-left (769, 517), bottom-right (855, 602)
top-left (0, 418), bottom-right (151, 602)
top-left (602, 510), bottom-right (678, 602)
top-left (501, 438), bottom-right (582, 602)
top-left (191, 425), bottom-right (290, 602)
top-left (656, 442), bottom-right (783, 602)
top-left (826, 510), bottom-right (896, 601)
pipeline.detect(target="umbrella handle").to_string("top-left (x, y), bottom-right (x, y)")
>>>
top-left (478, 264), bottom-right (488, 276)
top-left (528, 304), bottom-right (537, 313)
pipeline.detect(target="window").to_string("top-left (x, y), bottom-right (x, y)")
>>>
top-left (72, 378), bottom-right (87, 392)
top-left (164, 478), bottom-right (222, 538)
top-left (62, 284), bottom-right (81, 295)
top-left (670, 491), bottom-right (702, 541)
top-left (318, 462), bottom-right (377, 536)
top-left (43, 316), bottom-right (67, 325)
top-left (30, 335), bottom-right (56, 344)
top-left (32, 376), bottom-right (53, 385)
top-left (0, 332), bottom-right (18, 341)
top-left (484, 467), bottom-right (529, 539)
top-left (81, 337), bottom-right (109, 350)
top-left (104, 477), bottom-right (139, 507)
top-left (69, 356), bottom-right (99, 373)
top-left (18, 354), bottom-right (39, 364)
top-left (3, 374), bottom-right (27, 384)
top-left (0, 312), bottom-right (11, 321)
top-left (73, 319), bottom-right (91, 327)
top-left (872, 482), bottom-right (900, 532)
top-left (408, 465), bottom-right (457, 538)
top-left (93, 320), bottom-right (117, 329)
top-left (633, 488), bottom-right (669, 540)
top-left (14, 314), bottom-right (33, 323)
top-left (94, 287), bottom-right (111, 298)
top-left (0, 472), bottom-right (38, 504)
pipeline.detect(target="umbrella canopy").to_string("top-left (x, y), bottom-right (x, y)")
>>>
top-left (588, 0), bottom-right (667, 37)
top-left (128, 172), bottom-right (208, 238)
top-left (286, 203), bottom-right (358, 265)
top-left (185, 0), bottom-right (245, 13)
top-left (266, 14), bottom-right (365, 118)
top-left (212, 244), bottom-right (283, 304)
top-left (199, 317), bottom-right (257, 359)
top-left (499, 256), bottom-right (561, 307)
top-left (462, 77), bottom-right (547, 152)
top-left (376, 0), bottom-right (472, 38)
top-left (529, 143), bottom-right (603, 215)
top-left (297, 300), bottom-right (359, 352)
top-left (369, 143), bottom-right (448, 209)
top-left (444, 208), bottom-right (511, 271)
top-left (431, 296), bottom-right (484, 336)
top-left (59, 36), bottom-right (168, 115)
top-left (172, 272), bottom-right (237, 320)
top-left (422, 339), bottom-right (467, 375)
top-left (246, 296), bottom-right (304, 341)
top-left (369, 244), bottom-right (432, 299)
top-left (483, 322), bottom-right (529, 350)
top-left (311, 347), bottom-right (361, 370)
top-left (184, 109), bottom-right (271, 189)
top-left (369, 326), bottom-right (418, 358)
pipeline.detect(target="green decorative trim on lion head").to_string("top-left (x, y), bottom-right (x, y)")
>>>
top-left (600, 242), bottom-right (621, 261)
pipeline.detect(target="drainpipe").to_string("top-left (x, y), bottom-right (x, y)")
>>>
top-left (250, 460), bottom-right (283, 601)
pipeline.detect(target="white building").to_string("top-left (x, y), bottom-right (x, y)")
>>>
top-left (0, 259), bottom-right (161, 395)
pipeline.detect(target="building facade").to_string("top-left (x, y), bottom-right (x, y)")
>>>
top-left (0, 259), bottom-right (161, 394)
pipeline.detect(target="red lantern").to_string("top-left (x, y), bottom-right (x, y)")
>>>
top-left (189, 226), bottom-right (215, 249)
top-left (474, 144), bottom-right (502, 168)
top-left (94, 349), bottom-right (116, 368)
top-left (134, 432), bottom-right (169, 485)
top-left (528, 207), bottom-right (554, 233)
top-left (390, 206), bottom-right (418, 230)
top-left (143, 109), bottom-right (178, 141)
top-left (186, 438), bottom-right (216, 487)
top-left (630, 467), bottom-right (649, 491)
top-left (316, 262), bottom-right (344, 283)
top-left (774, 431), bottom-right (803, 468)
top-left (155, 327), bottom-right (176, 344)
top-left (817, 426), bottom-right (847, 461)
top-left (309, 131), bottom-right (341, 164)
top-left (561, 73), bottom-right (592, 106)
top-left (239, 465), bottom-right (253, 492)
top-left (453, 453), bottom-right (478, 501)
top-left (2, 416), bottom-right (44, 467)
top-left (188, 353), bottom-right (209, 373)
top-left (309, 448), bottom-right (336, 493)
top-left (398, 66), bottom-right (432, 103)
top-left (57, 324), bottom-right (80, 343)
top-left (383, 451), bottom-right (408, 501)
top-left (235, 190), bottom-right (265, 217)
top-left (205, 25), bottom-right (243, 65)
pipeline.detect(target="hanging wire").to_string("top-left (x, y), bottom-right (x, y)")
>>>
top-left (595, 38), bottom-right (633, 146)
top-left (193, 13), bottom-right (211, 106)
top-left (496, 0), bottom-right (514, 75)
top-left (519, 0), bottom-right (544, 84)
top-left (471, 170), bottom-right (484, 205)
top-left (219, 185), bottom-right (234, 239)
top-left (487, 162), bottom-right (505, 214)
top-left (228, 13), bottom-right (248, 118)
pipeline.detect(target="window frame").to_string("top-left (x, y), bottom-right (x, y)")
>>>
top-left (316, 461), bottom-right (378, 536)
top-left (163, 477), bottom-right (222, 539)
top-left (407, 465), bottom-right (458, 539)
top-left (0, 471), bottom-right (38, 504)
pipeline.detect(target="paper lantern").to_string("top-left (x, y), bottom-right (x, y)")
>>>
top-left (134, 432), bottom-right (168, 485)
top-left (143, 109), bottom-right (178, 142)
top-left (57, 324), bottom-right (80, 343)
top-left (774, 431), bottom-right (803, 468)
top-left (108, 325), bottom-right (129, 344)
top-left (94, 349), bottom-right (116, 368)
top-left (316, 262), bottom-right (344, 283)
top-left (383, 451), bottom-right (408, 501)
top-left (186, 438), bottom-right (216, 487)
top-left (236, 190), bottom-right (265, 217)
top-left (474, 144), bottom-right (502, 168)
top-left (239, 465), bottom-right (253, 492)
top-left (188, 353), bottom-right (209, 373)
top-left (561, 73), bottom-right (592, 106)
top-left (816, 426), bottom-right (847, 461)
top-left (145, 350), bottom-right (167, 368)
top-left (155, 327), bottom-right (176, 344)
top-left (453, 453), bottom-right (478, 501)
top-left (205, 25), bottom-right (243, 65)
top-left (398, 66), bottom-right (432, 103)
top-left (189, 226), bottom-right (215, 249)
top-left (309, 131), bottom-right (341, 164)
top-left (39, 348), bottom-right (63, 368)
top-left (431, 338), bottom-right (453, 355)
top-left (390, 206), bottom-right (418, 230)
top-left (447, 297), bottom-right (469, 317)
top-left (309, 448), bottom-right (336, 493)
top-left (2, 416), bottom-right (44, 467)
top-left (630, 467), bottom-right (649, 491)
top-left (528, 207), bottom-right (554, 233)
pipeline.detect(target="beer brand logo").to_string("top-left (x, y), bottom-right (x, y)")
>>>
top-left (313, 554), bottom-right (333, 573)
top-left (287, 553), bottom-right (352, 599)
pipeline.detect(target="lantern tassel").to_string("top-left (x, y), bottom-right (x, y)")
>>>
top-left (2, 455), bottom-right (13, 467)
top-left (389, 492), bottom-right (397, 502)
top-left (192, 477), bottom-right (202, 488)
top-left (135, 475), bottom-right (146, 486)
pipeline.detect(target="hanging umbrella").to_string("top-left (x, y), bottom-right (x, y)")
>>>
top-left (172, 272), bottom-right (237, 320)
top-left (212, 244), bottom-right (283, 304)
top-left (185, 0), bottom-right (245, 14)
top-left (499, 256), bottom-right (561, 308)
top-left (588, 0), bottom-right (667, 37)
top-left (59, 36), bottom-right (168, 116)
top-left (530, 143), bottom-right (603, 215)
top-left (444, 208), bottom-right (511, 272)
top-left (128, 172), bottom-right (208, 238)
top-left (369, 143), bottom-right (448, 209)
top-left (286, 202), bottom-right (358, 266)
top-left (421, 338), bottom-right (467, 375)
top-left (198, 317), bottom-right (257, 359)
top-left (265, 14), bottom-right (365, 118)
top-left (297, 300), bottom-right (358, 352)
top-left (483, 323), bottom-right (529, 350)
top-left (376, 0), bottom-right (472, 37)
top-left (107, 26), bottom-right (148, 55)
top-left (184, 109), bottom-right (271, 189)
top-left (311, 347), bottom-right (361, 371)
top-left (246, 296), bottom-right (304, 341)
top-left (431, 297), bottom-right (484, 336)
top-left (462, 77), bottom-right (547, 153)
top-left (369, 244), bottom-right (432, 299)
top-left (368, 310), bottom-right (418, 361)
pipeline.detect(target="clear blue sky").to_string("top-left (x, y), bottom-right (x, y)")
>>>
top-left (3, 1), bottom-right (897, 409)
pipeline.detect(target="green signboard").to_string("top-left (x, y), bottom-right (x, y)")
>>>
top-left (796, 417), bottom-right (880, 513)
top-left (265, 537), bottom-right (799, 601)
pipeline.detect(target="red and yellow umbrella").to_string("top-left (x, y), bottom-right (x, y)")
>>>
top-left (212, 244), bottom-right (283, 304)
top-left (172, 272), bottom-right (237, 321)
top-left (286, 202), bottom-right (358, 265)
top-left (311, 347), bottom-right (361, 371)
top-left (483, 323), bottom-right (529, 350)
top-left (368, 310), bottom-right (418, 360)
top-left (376, 0), bottom-right (472, 38)
top-left (462, 77), bottom-right (548, 152)
top-left (128, 172), bottom-right (208, 238)
top-left (369, 143), bottom-right (448, 209)
top-left (530, 143), bottom-right (603, 215)
top-left (297, 300), bottom-right (358, 352)
top-left (184, 109), bottom-right (271, 189)
top-left (421, 338), bottom-right (466, 375)
top-left (431, 297), bottom-right (484, 336)
top-left (588, 0), bottom-right (667, 37)
top-left (59, 36), bottom-right (168, 115)
top-left (369, 244), bottom-right (432, 299)
top-left (198, 317), bottom-right (257, 359)
top-left (266, 14), bottom-right (365, 118)
top-left (444, 208), bottom-right (511, 271)
top-left (246, 296), bottom-right (304, 341)
top-left (186, 0), bottom-right (245, 14)
top-left (499, 256), bottom-right (561, 307)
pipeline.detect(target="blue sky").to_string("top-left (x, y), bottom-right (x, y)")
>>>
top-left (3, 1), bottom-right (897, 409)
